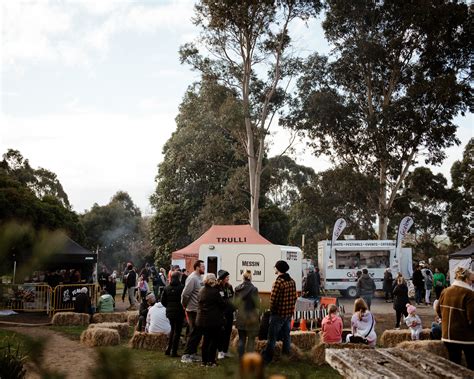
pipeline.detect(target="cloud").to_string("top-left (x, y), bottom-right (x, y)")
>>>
top-left (2, 0), bottom-right (196, 70)
top-left (0, 111), bottom-right (177, 213)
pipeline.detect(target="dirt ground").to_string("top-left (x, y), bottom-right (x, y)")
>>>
top-left (3, 326), bottom-right (96, 379)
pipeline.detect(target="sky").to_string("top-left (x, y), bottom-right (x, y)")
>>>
top-left (1, 0), bottom-right (472, 215)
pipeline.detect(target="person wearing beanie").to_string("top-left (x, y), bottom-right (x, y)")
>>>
top-left (405, 303), bottom-right (422, 340)
top-left (74, 287), bottom-right (91, 314)
top-left (262, 260), bottom-right (297, 364)
top-left (217, 269), bottom-right (235, 360)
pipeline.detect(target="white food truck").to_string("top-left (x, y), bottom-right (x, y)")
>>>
top-left (199, 244), bottom-right (302, 293)
top-left (318, 240), bottom-right (413, 298)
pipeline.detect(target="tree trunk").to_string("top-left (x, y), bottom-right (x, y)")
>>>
top-left (378, 164), bottom-right (389, 239)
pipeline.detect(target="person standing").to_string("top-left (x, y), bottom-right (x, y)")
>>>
top-left (433, 268), bottom-right (446, 300)
top-left (436, 267), bottom-right (473, 370)
top-left (196, 273), bottom-right (226, 367)
top-left (121, 263), bottom-right (130, 303)
top-left (303, 266), bottom-right (320, 301)
top-left (412, 265), bottom-right (424, 305)
top-left (126, 263), bottom-right (137, 310)
top-left (383, 269), bottom-right (393, 302)
top-left (392, 276), bottom-right (410, 329)
top-left (161, 271), bottom-right (185, 357)
top-left (262, 260), bottom-right (297, 365)
top-left (181, 260), bottom-right (205, 364)
top-left (356, 269), bottom-right (376, 310)
top-left (424, 267), bottom-right (434, 305)
top-left (234, 270), bottom-right (260, 357)
top-left (217, 270), bottom-right (235, 360)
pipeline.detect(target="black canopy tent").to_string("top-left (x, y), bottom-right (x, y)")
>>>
top-left (46, 238), bottom-right (97, 266)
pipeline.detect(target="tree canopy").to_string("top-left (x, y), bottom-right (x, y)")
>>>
top-left (285, 0), bottom-right (472, 238)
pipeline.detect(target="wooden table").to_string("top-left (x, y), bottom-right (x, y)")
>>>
top-left (325, 347), bottom-right (474, 378)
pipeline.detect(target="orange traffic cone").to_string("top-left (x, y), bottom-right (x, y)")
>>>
top-left (300, 318), bottom-right (307, 331)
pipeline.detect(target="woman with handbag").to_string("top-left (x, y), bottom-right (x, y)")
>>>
top-left (345, 298), bottom-right (377, 347)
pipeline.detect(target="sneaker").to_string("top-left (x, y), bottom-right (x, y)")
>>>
top-left (181, 354), bottom-right (193, 363)
top-left (395, 326), bottom-right (400, 330)
top-left (217, 352), bottom-right (225, 360)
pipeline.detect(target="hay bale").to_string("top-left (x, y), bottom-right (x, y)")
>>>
top-left (290, 331), bottom-right (317, 351)
top-left (254, 341), bottom-right (303, 362)
top-left (88, 322), bottom-right (129, 339)
top-left (80, 327), bottom-right (120, 347)
top-left (396, 340), bottom-right (449, 359)
top-left (380, 329), bottom-right (431, 348)
top-left (126, 311), bottom-right (139, 326)
top-left (310, 343), bottom-right (371, 366)
top-left (52, 312), bottom-right (89, 326)
top-left (129, 331), bottom-right (169, 351)
top-left (91, 312), bottom-right (127, 324)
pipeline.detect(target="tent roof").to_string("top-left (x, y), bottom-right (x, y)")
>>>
top-left (47, 237), bottom-right (97, 264)
top-left (450, 244), bottom-right (474, 259)
top-left (172, 225), bottom-right (271, 259)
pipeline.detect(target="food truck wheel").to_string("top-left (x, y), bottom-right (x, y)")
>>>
top-left (346, 286), bottom-right (358, 298)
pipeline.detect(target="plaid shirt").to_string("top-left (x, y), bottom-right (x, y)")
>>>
top-left (270, 273), bottom-right (297, 318)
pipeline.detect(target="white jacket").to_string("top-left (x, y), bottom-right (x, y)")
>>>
top-left (351, 311), bottom-right (377, 343)
top-left (146, 302), bottom-right (171, 334)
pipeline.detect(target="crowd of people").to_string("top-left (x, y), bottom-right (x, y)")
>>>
top-left (73, 258), bottom-right (472, 370)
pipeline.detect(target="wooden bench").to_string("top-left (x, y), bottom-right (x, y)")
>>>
top-left (325, 347), bottom-right (474, 378)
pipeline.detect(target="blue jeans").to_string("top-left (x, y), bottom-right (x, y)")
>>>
top-left (415, 287), bottom-right (423, 304)
top-left (262, 315), bottom-right (291, 364)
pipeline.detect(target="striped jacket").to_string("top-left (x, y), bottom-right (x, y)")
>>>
top-left (436, 280), bottom-right (474, 344)
top-left (270, 273), bottom-right (297, 318)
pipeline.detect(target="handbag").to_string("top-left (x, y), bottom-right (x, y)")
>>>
top-left (349, 313), bottom-right (374, 345)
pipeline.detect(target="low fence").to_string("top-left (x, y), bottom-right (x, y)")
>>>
top-left (0, 283), bottom-right (98, 315)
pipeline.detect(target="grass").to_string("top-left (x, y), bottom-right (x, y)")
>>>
top-left (0, 328), bottom-right (32, 348)
top-left (46, 325), bottom-right (340, 378)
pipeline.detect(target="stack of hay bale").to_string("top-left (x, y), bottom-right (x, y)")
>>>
top-left (52, 312), bottom-right (90, 326)
top-left (380, 329), bottom-right (431, 347)
top-left (129, 331), bottom-right (169, 351)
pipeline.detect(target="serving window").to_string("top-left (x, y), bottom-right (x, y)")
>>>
top-left (335, 250), bottom-right (390, 269)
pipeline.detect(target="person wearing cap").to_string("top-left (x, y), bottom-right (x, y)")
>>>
top-left (217, 269), bottom-right (235, 360)
top-left (262, 260), bottom-right (297, 364)
top-left (74, 287), bottom-right (91, 314)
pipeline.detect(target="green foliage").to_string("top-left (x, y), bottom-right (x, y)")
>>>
top-left (81, 191), bottom-right (151, 269)
top-left (0, 338), bottom-right (27, 379)
top-left (285, 0), bottom-right (472, 238)
top-left (288, 165), bottom-right (378, 260)
top-left (446, 138), bottom-right (473, 247)
top-left (90, 347), bottom-right (135, 379)
top-left (0, 150), bottom-right (84, 244)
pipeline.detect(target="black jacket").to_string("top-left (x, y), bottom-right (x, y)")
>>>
top-left (126, 270), bottom-right (137, 288)
top-left (383, 272), bottom-right (393, 292)
top-left (413, 270), bottom-right (424, 288)
top-left (74, 292), bottom-right (90, 314)
top-left (234, 281), bottom-right (259, 331)
top-left (303, 271), bottom-right (321, 298)
top-left (392, 283), bottom-right (409, 311)
top-left (196, 285), bottom-right (226, 329)
top-left (161, 281), bottom-right (185, 319)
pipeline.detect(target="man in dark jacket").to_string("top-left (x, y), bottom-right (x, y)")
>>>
top-left (161, 271), bottom-right (185, 357)
top-left (126, 264), bottom-right (137, 310)
top-left (412, 265), bottom-right (424, 305)
top-left (137, 291), bottom-right (154, 331)
top-left (262, 260), bottom-right (297, 365)
top-left (74, 287), bottom-right (91, 314)
top-left (356, 269), bottom-right (376, 310)
top-left (303, 266), bottom-right (320, 300)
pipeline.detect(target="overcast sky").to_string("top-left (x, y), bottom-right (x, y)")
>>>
top-left (1, 1), bottom-right (471, 215)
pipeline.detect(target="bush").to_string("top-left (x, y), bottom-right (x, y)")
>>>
top-left (0, 339), bottom-right (27, 379)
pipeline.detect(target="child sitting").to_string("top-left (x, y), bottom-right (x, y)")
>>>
top-left (321, 304), bottom-right (343, 343)
top-left (405, 304), bottom-right (422, 340)
top-left (430, 300), bottom-right (442, 340)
